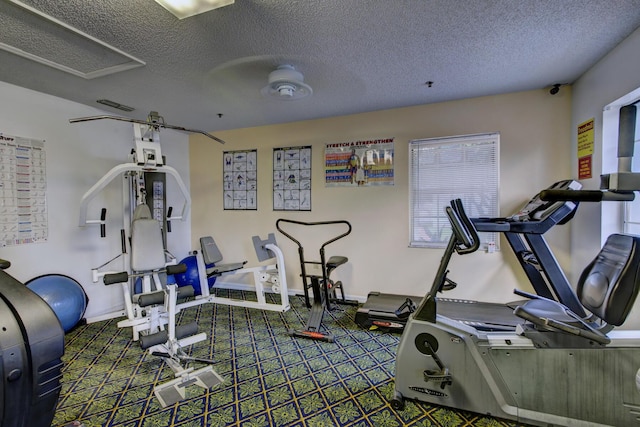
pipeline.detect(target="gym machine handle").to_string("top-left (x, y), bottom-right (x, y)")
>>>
top-left (120, 229), bottom-right (127, 255)
top-left (166, 207), bottom-right (173, 233)
top-left (540, 189), bottom-right (635, 202)
top-left (276, 218), bottom-right (352, 251)
top-left (447, 199), bottom-right (480, 254)
top-left (69, 114), bottom-right (227, 144)
top-left (100, 208), bottom-right (107, 238)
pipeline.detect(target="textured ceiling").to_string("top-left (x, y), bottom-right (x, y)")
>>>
top-left (1, 0), bottom-right (640, 133)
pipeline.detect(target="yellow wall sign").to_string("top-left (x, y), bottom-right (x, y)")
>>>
top-left (577, 118), bottom-right (594, 179)
top-left (577, 119), bottom-right (594, 158)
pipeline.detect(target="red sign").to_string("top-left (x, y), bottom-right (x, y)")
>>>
top-left (578, 155), bottom-right (592, 179)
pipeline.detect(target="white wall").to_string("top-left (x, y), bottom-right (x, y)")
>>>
top-left (0, 81), bottom-right (192, 321)
top-left (572, 26), bottom-right (640, 329)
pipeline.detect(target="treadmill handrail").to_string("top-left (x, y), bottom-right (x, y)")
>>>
top-left (540, 189), bottom-right (635, 203)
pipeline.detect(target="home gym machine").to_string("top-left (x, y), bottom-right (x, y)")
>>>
top-left (355, 179), bottom-right (583, 332)
top-left (0, 258), bottom-right (65, 427)
top-left (74, 111), bottom-right (225, 339)
top-left (276, 219), bottom-right (358, 342)
top-left (74, 112), bottom-right (226, 406)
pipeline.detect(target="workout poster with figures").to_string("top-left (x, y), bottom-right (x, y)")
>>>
top-left (0, 133), bottom-right (48, 246)
top-left (325, 138), bottom-right (395, 187)
top-left (273, 146), bottom-right (311, 211)
top-left (223, 149), bottom-right (257, 210)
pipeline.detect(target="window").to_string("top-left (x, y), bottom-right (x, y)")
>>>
top-left (409, 133), bottom-right (500, 248)
top-left (601, 87), bottom-right (640, 243)
top-left (622, 102), bottom-right (640, 234)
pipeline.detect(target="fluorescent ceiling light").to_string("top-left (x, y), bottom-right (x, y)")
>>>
top-left (155, 0), bottom-right (234, 19)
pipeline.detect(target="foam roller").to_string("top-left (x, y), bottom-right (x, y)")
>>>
top-left (103, 272), bottom-right (128, 285)
top-left (167, 263), bottom-right (187, 275)
top-left (137, 291), bottom-right (166, 307)
top-left (177, 286), bottom-right (195, 299)
top-left (139, 321), bottom-right (199, 349)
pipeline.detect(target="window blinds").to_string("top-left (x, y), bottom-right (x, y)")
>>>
top-left (409, 133), bottom-right (500, 248)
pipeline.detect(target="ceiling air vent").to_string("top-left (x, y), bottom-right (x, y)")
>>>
top-left (96, 99), bottom-right (135, 112)
top-left (0, 0), bottom-right (146, 79)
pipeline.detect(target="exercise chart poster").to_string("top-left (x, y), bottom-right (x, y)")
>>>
top-left (325, 138), bottom-right (395, 187)
top-left (273, 146), bottom-right (311, 211)
top-left (223, 149), bottom-right (257, 210)
top-left (0, 133), bottom-right (48, 246)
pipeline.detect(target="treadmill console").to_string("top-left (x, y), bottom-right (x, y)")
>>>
top-left (508, 179), bottom-right (582, 222)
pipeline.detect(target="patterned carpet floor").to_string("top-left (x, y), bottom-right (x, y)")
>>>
top-left (52, 291), bottom-right (529, 427)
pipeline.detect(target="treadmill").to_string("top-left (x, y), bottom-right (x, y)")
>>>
top-left (355, 292), bottom-right (422, 331)
top-left (354, 179), bottom-right (583, 332)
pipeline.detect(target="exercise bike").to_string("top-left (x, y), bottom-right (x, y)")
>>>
top-left (392, 197), bottom-right (640, 427)
top-left (276, 219), bottom-right (359, 342)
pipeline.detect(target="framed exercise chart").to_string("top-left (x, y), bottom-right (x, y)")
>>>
top-left (0, 133), bottom-right (48, 246)
top-left (273, 146), bottom-right (311, 211)
top-left (223, 149), bottom-right (257, 210)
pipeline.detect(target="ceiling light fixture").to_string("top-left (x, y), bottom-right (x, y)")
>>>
top-left (154, 0), bottom-right (234, 19)
top-left (261, 65), bottom-right (313, 101)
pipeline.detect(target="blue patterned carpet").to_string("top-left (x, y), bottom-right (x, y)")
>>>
top-left (52, 291), bottom-right (527, 427)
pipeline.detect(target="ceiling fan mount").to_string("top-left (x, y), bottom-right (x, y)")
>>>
top-left (261, 65), bottom-right (313, 100)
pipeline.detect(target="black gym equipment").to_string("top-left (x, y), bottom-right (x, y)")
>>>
top-left (355, 179), bottom-right (584, 332)
top-left (354, 293), bottom-right (420, 331)
top-left (0, 259), bottom-right (65, 427)
top-left (471, 179), bottom-right (585, 315)
top-left (392, 196), bottom-right (640, 426)
top-left (276, 219), bottom-right (358, 342)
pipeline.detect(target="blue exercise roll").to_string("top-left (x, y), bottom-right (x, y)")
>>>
top-left (174, 255), bottom-right (216, 296)
top-left (25, 274), bottom-right (88, 333)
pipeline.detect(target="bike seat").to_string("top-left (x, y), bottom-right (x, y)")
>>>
top-left (327, 256), bottom-right (348, 269)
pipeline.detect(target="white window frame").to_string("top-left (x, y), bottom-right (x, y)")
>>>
top-left (622, 101), bottom-right (640, 234)
top-left (409, 133), bottom-right (500, 249)
top-left (602, 87), bottom-right (640, 241)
